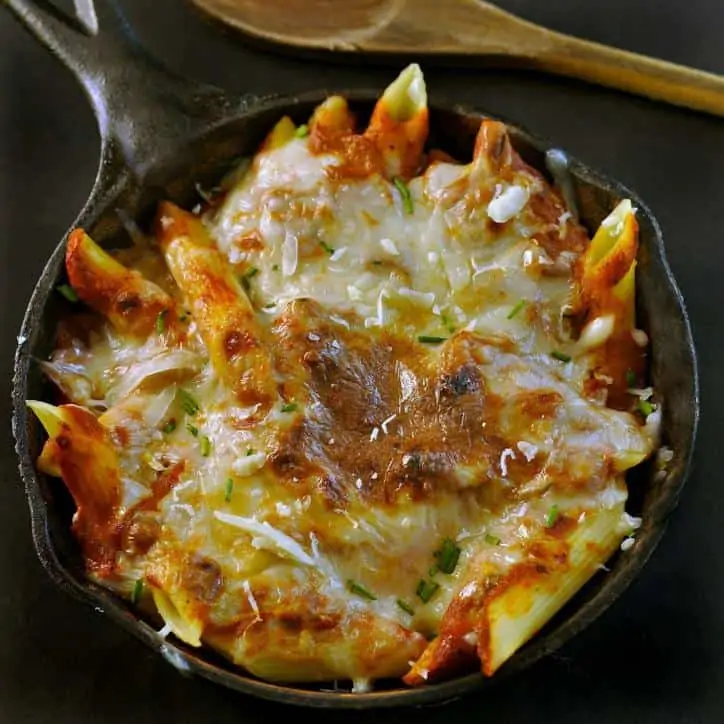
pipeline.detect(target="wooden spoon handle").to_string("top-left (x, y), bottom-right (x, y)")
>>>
top-left (530, 30), bottom-right (724, 116)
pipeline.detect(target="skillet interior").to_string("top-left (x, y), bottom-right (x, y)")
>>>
top-left (12, 92), bottom-right (699, 709)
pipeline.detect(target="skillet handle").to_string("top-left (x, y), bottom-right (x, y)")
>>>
top-left (3, 0), bottom-right (251, 175)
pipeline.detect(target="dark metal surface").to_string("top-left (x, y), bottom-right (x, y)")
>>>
top-left (0, 0), bottom-right (720, 721)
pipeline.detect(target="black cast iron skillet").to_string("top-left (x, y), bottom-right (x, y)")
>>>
top-left (7, 0), bottom-right (699, 710)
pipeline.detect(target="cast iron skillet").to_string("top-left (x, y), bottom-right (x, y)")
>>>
top-left (7, 0), bottom-right (699, 710)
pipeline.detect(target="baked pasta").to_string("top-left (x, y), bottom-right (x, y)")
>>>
top-left (28, 64), bottom-right (660, 690)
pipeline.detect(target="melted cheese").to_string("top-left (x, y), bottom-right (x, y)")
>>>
top-left (37, 92), bottom-right (657, 689)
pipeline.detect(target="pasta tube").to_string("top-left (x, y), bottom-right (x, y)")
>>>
top-left (404, 501), bottom-right (628, 684)
top-left (65, 229), bottom-right (174, 336)
top-left (26, 401), bottom-right (121, 574)
top-left (364, 63), bottom-right (429, 179)
top-left (576, 200), bottom-right (644, 402)
top-left (155, 202), bottom-right (276, 410)
top-left (206, 595), bottom-right (427, 684)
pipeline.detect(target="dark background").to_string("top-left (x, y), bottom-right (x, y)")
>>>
top-left (0, 1), bottom-right (721, 721)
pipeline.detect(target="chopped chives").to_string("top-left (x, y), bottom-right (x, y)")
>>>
top-left (178, 389), bottom-right (200, 416)
top-left (626, 369), bottom-right (637, 388)
top-left (347, 579), bottom-right (376, 601)
top-left (241, 267), bottom-right (259, 290)
top-left (200, 435), bottom-right (212, 457)
top-left (162, 419), bottom-right (177, 434)
top-left (507, 299), bottom-right (526, 320)
top-left (416, 579), bottom-right (440, 603)
top-left (638, 399), bottom-right (655, 417)
top-left (396, 599), bottom-right (415, 616)
top-left (393, 177), bottom-right (414, 215)
top-left (433, 537), bottom-right (461, 574)
top-left (178, 311), bottom-right (189, 322)
top-left (545, 504), bottom-right (560, 528)
top-left (246, 448), bottom-right (255, 456)
top-left (418, 335), bottom-right (447, 344)
top-left (264, 302), bottom-right (276, 308)
top-left (272, 264), bottom-right (280, 271)
top-left (155, 309), bottom-right (168, 334)
top-left (319, 240), bottom-right (335, 256)
top-left (429, 565), bottom-right (438, 577)
top-left (551, 350), bottom-right (572, 363)
top-left (131, 579), bottom-right (143, 605)
top-left (441, 313), bottom-right (456, 334)
top-left (280, 402), bottom-right (298, 413)
top-left (295, 123), bottom-right (309, 138)
top-left (485, 533), bottom-right (501, 546)
top-left (57, 283), bottom-right (79, 302)
top-left (186, 423), bottom-right (199, 437)
top-left (224, 477), bottom-right (234, 503)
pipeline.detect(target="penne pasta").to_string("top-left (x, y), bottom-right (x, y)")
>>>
top-left (364, 63), bottom-right (429, 179)
top-left (480, 502), bottom-right (627, 675)
top-left (155, 201), bottom-right (276, 410)
top-left (205, 594), bottom-right (427, 684)
top-left (66, 229), bottom-right (174, 336)
top-left (309, 95), bottom-right (356, 140)
top-left (26, 401), bottom-right (121, 574)
top-left (404, 500), bottom-right (629, 684)
top-left (151, 587), bottom-right (204, 647)
top-left (472, 119), bottom-right (515, 178)
top-left (576, 200), bottom-right (644, 403)
top-left (259, 115), bottom-right (297, 153)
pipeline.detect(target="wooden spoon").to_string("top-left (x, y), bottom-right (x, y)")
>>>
top-left (193, 0), bottom-right (724, 117)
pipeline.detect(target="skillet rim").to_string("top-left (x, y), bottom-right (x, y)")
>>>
top-left (10, 88), bottom-right (700, 709)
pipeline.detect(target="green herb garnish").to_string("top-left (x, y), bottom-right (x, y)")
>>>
top-left (281, 402), bottom-right (298, 413)
top-left (347, 579), bottom-right (377, 601)
top-left (241, 267), bottom-right (259, 290)
top-left (638, 399), bottom-right (655, 417)
top-left (551, 350), bottom-right (572, 363)
top-left (131, 579), bottom-right (143, 605)
top-left (485, 533), bottom-right (501, 546)
top-left (186, 423), bottom-right (199, 437)
top-left (246, 448), bottom-right (255, 456)
top-left (418, 335), bottom-right (447, 344)
top-left (319, 240), bottom-right (335, 256)
top-left (416, 579), bottom-right (440, 603)
top-left (396, 599), bottom-right (415, 616)
top-left (433, 537), bottom-right (461, 574)
top-left (507, 299), bottom-right (526, 320)
top-left (224, 477), bottom-right (234, 503)
top-left (200, 435), bottom-right (212, 457)
top-left (441, 313), bottom-right (456, 334)
top-left (57, 283), bottom-right (79, 303)
top-left (162, 419), bottom-right (177, 434)
top-left (545, 504), bottom-right (560, 528)
top-left (295, 124), bottom-right (309, 138)
top-left (626, 369), bottom-right (637, 388)
top-left (272, 264), bottom-right (280, 271)
top-left (393, 177), bottom-right (414, 215)
top-left (156, 309), bottom-right (168, 334)
top-left (178, 389), bottom-right (200, 416)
